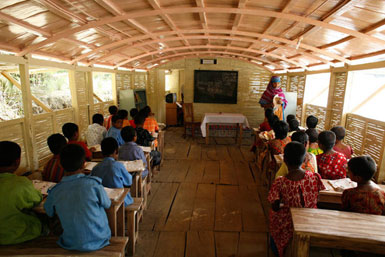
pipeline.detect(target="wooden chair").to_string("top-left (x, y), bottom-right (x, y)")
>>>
top-left (0, 237), bottom-right (128, 256)
top-left (183, 103), bottom-right (201, 138)
top-left (125, 197), bottom-right (143, 256)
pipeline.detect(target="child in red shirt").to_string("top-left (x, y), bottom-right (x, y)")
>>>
top-left (104, 105), bottom-right (118, 131)
top-left (43, 133), bottom-right (67, 182)
top-left (129, 108), bottom-right (138, 128)
top-left (62, 123), bottom-right (94, 161)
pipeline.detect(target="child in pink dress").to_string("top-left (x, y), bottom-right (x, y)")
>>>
top-left (268, 142), bottom-right (325, 257)
top-left (331, 126), bottom-right (353, 159)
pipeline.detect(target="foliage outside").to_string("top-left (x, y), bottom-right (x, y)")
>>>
top-left (93, 72), bottom-right (113, 102)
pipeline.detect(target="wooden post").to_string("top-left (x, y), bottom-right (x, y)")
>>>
top-left (68, 70), bottom-right (80, 125)
top-left (111, 72), bottom-right (118, 106)
top-left (19, 61), bottom-right (38, 170)
top-left (86, 71), bottom-right (94, 124)
top-left (324, 70), bottom-right (336, 130)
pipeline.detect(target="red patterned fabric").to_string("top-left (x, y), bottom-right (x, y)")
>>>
top-left (104, 115), bottom-right (113, 130)
top-left (342, 187), bottom-right (385, 215)
top-left (317, 151), bottom-right (347, 179)
top-left (259, 121), bottom-right (271, 132)
top-left (143, 117), bottom-right (159, 133)
top-left (43, 155), bottom-right (65, 182)
top-left (129, 120), bottom-right (136, 128)
top-left (268, 171), bottom-right (325, 257)
top-left (268, 137), bottom-right (291, 155)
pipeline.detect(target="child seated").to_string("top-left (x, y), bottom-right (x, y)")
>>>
top-left (142, 106), bottom-right (159, 134)
top-left (342, 156), bottom-right (385, 215)
top-left (86, 114), bottom-right (107, 146)
top-left (129, 108), bottom-right (138, 128)
top-left (268, 120), bottom-right (291, 155)
top-left (104, 105), bottom-right (118, 130)
top-left (286, 114), bottom-right (295, 123)
top-left (43, 133), bottom-right (67, 182)
top-left (268, 142), bottom-right (325, 257)
top-left (331, 126), bottom-right (353, 159)
top-left (306, 128), bottom-right (323, 155)
top-left (259, 108), bottom-right (274, 132)
top-left (62, 122), bottom-right (94, 161)
top-left (287, 119), bottom-right (300, 137)
top-left (306, 115), bottom-right (318, 130)
top-left (119, 126), bottom-right (149, 178)
top-left (317, 131), bottom-right (347, 180)
top-left (0, 141), bottom-right (43, 245)
top-left (91, 138), bottom-right (133, 206)
top-left (106, 115), bottom-right (124, 146)
top-left (118, 109), bottom-right (130, 128)
top-left (135, 114), bottom-right (156, 147)
top-left (44, 144), bottom-right (111, 251)
top-left (275, 131), bottom-right (318, 179)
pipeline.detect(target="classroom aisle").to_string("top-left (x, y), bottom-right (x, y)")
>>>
top-left (135, 127), bottom-right (270, 257)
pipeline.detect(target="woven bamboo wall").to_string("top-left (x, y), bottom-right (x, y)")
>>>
top-left (73, 71), bottom-right (90, 139)
top-left (344, 114), bottom-right (385, 182)
top-left (288, 75), bottom-right (306, 122)
top-left (304, 104), bottom-right (327, 131)
top-left (134, 72), bottom-right (147, 90)
top-left (328, 72), bottom-right (348, 129)
top-left (116, 73), bottom-right (132, 91)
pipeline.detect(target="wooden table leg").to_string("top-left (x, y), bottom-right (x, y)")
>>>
top-left (116, 203), bottom-right (125, 236)
top-left (292, 233), bottom-right (310, 257)
top-left (206, 123), bottom-right (209, 145)
top-left (106, 205), bottom-right (117, 237)
top-left (239, 123), bottom-right (243, 146)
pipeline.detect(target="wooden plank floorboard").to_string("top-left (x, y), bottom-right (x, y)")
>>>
top-left (153, 232), bottom-right (186, 257)
top-left (202, 160), bottom-right (220, 184)
top-left (236, 161), bottom-right (255, 185)
top-left (215, 232), bottom-right (239, 257)
top-left (240, 146), bottom-right (255, 162)
top-left (228, 145), bottom-right (244, 162)
top-left (185, 231), bottom-right (215, 257)
top-left (219, 160), bottom-right (238, 185)
top-left (201, 145), bottom-right (219, 161)
top-left (215, 185), bottom-right (242, 232)
top-left (184, 160), bottom-right (205, 183)
top-left (166, 160), bottom-right (190, 183)
top-left (190, 183), bottom-right (216, 231)
top-left (239, 185), bottom-right (267, 232)
top-left (134, 231), bottom-right (160, 257)
top-left (163, 183), bottom-right (197, 231)
top-left (155, 160), bottom-right (178, 182)
top-left (187, 144), bottom-right (201, 160)
top-left (238, 232), bottom-right (268, 257)
top-left (215, 145), bottom-right (231, 160)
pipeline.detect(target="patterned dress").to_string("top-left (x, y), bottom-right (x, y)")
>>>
top-left (317, 151), bottom-right (347, 180)
top-left (342, 187), bottom-right (385, 215)
top-left (268, 137), bottom-right (291, 155)
top-left (268, 171), bottom-right (325, 257)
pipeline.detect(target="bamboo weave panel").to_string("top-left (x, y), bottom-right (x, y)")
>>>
top-left (134, 72), bottom-right (147, 89)
top-left (0, 121), bottom-right (27, 169)
top-left (75, 71), bottom-right (88, 107)
top-left (280, 74), bottom-right (288, 91)
top-left (54, 109), bottom-right (75, 134)
top-left (305, 104), bottom-right (327, 131)
top-left (289, 75), bottom-right (306, 121)
top-left (78, 106), bottom-right (89, 140)
top-left (116, 73), bottom-right (131, 91)
top-left (330, 72), bottom-right (348, 128)
top-left (34, 114), bottom-right (54, 166)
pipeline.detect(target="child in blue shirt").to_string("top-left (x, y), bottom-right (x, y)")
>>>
top-left (106, 115), bottom-right (124, 146)
top-left (44, 144), bottom-right (111, 251)
top-left (91, 137), bottom-right (133, 206)
top-left (119, 126), bottom-right (149, 178)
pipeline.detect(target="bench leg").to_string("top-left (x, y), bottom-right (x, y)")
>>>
top-left (126, 211), bottom-right (136, 256)
top-left (292, 233), bottom-right (310, 257)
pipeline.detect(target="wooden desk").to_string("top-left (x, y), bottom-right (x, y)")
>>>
top-left (291, 208), bottom-right (385, 257)
top-left (319, 178), bottom-right (385, 205)
top-left (32, 180), bottom-right (128, 237)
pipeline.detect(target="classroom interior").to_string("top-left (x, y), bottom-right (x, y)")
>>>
top-left (0, 0), bottom-right (385, 256)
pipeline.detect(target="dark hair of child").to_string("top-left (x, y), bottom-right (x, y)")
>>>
top-left (331, 126), bottom-right (346, 141)
top-left (47, 134), bottom-right (67, 155)
top-left (318, 131), bottom-right (336, 151)
top-left (121, 126), bottom-right (136, 142)
top-left (111, 115), bottom-right (123, 124)
top-left (268, 115), bottom-right (279, 129)
top-left (60, 144), bottom-right (85, 172)
top-left (0, 141), bottom-right (21, 167)
top-left (272, 120), bottom-right (289, 140)
top-left (134, 114), bottom-right (146, 126)
top-left (142, 106), bottom-right (151, 116)
top-left (348, 155), bottom-right (376, 181)
top-left (92, 113), bottom-right (104, 125)
top-left (288, 119), bottom-right (300, 132)
top-left (291, 131), bottom-right (309, 146)
top-left (62, 123), bottom-right (79, 140)
top-left (284, 141), bottom-right (306, 167)
top-left (117, 109), bottom-right (128, 119)
top-left (305, 128), bottom-right (319, 143)
top-left (306, 115), bottom-right (318, 129)
top-left (101, 137), bottom-right (119, 156)
top-left (108, 105), bottom-right (118, 115)
top-left (130, 108), bottom-right (139, 118)
top-left (286, 114), bottom-right (295, 123)
top-left (138, 108), bottom-right (149, 119)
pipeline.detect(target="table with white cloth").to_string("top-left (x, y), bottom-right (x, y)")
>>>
top-left (200, 113), bottom-right (250, 145)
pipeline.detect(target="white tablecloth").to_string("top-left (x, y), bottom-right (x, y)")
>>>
top-left (200, 113), bottom-right (250, 137)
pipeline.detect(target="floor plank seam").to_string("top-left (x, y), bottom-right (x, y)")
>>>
top-left (162, 183), bottom-right (181, 226)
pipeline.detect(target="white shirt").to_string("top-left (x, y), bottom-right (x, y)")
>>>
top-left (86, 123), bottom-right (107, 146)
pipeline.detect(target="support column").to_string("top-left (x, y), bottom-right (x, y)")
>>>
top-left (86, 71), bottom-right (94, 123)
top-left (69, 70), bottom-right (80, 124)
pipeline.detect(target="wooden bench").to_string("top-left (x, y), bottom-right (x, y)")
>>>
top-left (125, 197), bottom-right (144, 256)
top-left (0, 236), bottom-right (128, 256)
top-left (291, 208), bottom-right (385, 257)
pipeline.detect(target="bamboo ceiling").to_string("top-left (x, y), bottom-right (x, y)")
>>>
top-left (0, 0), bottom-right (384, 71)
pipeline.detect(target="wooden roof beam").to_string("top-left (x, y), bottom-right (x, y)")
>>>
top-left (114, 44), bottom-right (306, 69)
top-left (195, 0), bottom-right (209, 44)
top-left (227, 0), bottom-right (249, 49)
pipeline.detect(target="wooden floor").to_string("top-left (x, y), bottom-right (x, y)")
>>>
top-left (135, 127), bottom-right (269, 257)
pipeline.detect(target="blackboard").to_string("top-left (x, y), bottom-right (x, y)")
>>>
top-left (194, 70), bottom-right (238, 104)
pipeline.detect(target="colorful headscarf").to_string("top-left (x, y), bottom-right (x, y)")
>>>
top-left (259, 76), bottom-right (288, 109)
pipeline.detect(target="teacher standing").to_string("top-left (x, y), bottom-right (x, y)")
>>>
top-left (259, 76), bottom-right (287, 121)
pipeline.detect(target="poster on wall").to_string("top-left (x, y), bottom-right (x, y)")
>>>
top-left (194, 70), bottom-right (238, 104)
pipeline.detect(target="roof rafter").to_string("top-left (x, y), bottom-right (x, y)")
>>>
top-left (227, 0), bottom-right (249, 49)
top-left (114, 44), bottom-right (307, 69)
top-left (17, 7), bottom-right (385, 57)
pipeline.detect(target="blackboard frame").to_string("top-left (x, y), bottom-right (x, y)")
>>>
top-left (193, 70), bottom-right (238, 104)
